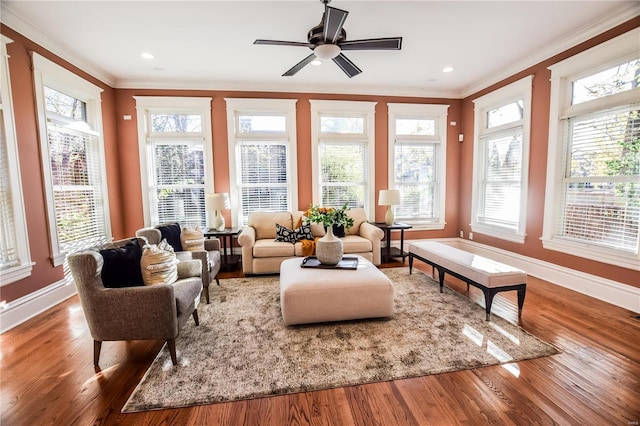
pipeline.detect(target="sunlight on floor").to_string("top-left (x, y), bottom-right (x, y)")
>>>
top-left (463, 323), bottom-right (521, 378)
top-left (489, 322), bottom-right (520, 345)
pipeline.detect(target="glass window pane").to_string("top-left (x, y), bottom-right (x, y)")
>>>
top-left (572, 59), bottom-right (640, 105)
top-left (396, 118), bottom-right (435, 136)
top-left (487, 101), bottom-right (524, 128)
top-left (568, 109), bottom-right (640, 178)
top-left (483, 133), bottom-right (523, 181)
top-left (154, 143), bottom-right (204, 185)
top-left (44, 86), bottom-right (86, 120)
top-left (151, 114), bottom-right (202, 132)
top-left (239, 143), bottom-right (287, 184)
top-left (238, 115), bottom-right (286, 133)
top-left (394, 144), bottom-right (435, 183)
top-left (320, 116), bottom-right (364, 134)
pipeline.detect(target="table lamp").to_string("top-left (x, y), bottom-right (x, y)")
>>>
top-left (206, 193), bottom-right (230, 231)
top-left (378, 189), bottom-right (400, 225)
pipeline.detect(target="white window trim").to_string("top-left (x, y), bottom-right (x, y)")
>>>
top-left (542, 27), bottom-right (640, 270)
top-left (387, 103), bottom-right (448, 230)
top-left (310, 99), bottom-right (376, 219)
top-left (134, 96), bottom-right (214, 227)
top-left (471, 75), bottom-right (532, 244)
top-left (224, 98), bottom-right (298, 227)
top-left (32, 52), bottom-right (110, 267)
top-left (0, 36), bottom-right (33, 285)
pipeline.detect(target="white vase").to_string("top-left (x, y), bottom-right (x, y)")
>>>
top-left (315, 225), bottom-right (344, 265)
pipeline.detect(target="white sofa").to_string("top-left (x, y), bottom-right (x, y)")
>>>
top-left (237, 208), bottom-right (384, 275)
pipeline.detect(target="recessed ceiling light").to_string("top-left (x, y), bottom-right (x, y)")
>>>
top-left (141, 52), bottom-right (154, 60)
top-left (442, 66), bottom-right (454, 73)
top-left (311, 59), bottom-right (322, 66)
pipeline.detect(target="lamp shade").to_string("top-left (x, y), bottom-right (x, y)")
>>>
top-left (378, 189), bottom-right (400, 206)
top-left (206, 193), bottom-right (230, 211)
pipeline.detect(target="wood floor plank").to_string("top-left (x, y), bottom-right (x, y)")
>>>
top-left (1, 264), bottom-right (639, 425)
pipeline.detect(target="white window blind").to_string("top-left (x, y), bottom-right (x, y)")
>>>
top-left (0, 114), bottom-right (18, 270)
top-left (237, 142), bottom-right (289, 222)
top-left (319, 141), bottom-right (366, 208)
top-left (558, 105), bottom-right (639, 252)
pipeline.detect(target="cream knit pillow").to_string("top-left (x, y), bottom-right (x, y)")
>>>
top-left (181, 225), bottom-right (205, 251)
top-left (141, 239), bottom-right (179, 285)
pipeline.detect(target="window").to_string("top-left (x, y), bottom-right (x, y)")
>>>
top-left (0, 36), bottom-right (32, 284)
top-left (311, 100), bottom-right (376, 218)
top-left (225, 98), bottom-right (298, 226)
top-left (543, 28), bottom-right (640, 270)
top-left (471, 76), bottom-right (532, 243)
top-left (32, 53), bottom-right (110, 267)
top-left (135, 97), bottom-right (213, 228)
top-left (388, 103), bottom-right (449, 229)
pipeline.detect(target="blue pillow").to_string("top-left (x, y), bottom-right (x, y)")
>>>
top-left (157, 223), bottom-right (183, 251)
top-left (99, 239), bottom-right (145, 288)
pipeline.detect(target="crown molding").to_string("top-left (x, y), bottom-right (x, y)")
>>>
top-left (0, 3), bottom-right (116, 87)
top-left (461, 3), bottom-right (640, 98)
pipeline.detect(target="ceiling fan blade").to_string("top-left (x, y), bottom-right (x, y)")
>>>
top-left (339, 37), bottom-right (403, 51)
top-left (323, 6), bottom-right (348, 44)
top-left (332, 53), bottom-right (362, 78)
top-left (254, 39), bottom-right (314, 48)
top-left (283, 53), bottom-right (317, 76)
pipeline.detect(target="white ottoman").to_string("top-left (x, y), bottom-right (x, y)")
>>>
top-left (279, 256), bottom-right (394, 326)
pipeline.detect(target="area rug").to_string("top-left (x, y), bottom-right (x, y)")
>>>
top-left (122, 267), bottom-right (558, 413)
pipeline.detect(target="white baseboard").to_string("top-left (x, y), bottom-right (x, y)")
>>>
top-left (0, 278), bottom-right (77, 333)
top-left (401, 238), bottom-right (639, 313)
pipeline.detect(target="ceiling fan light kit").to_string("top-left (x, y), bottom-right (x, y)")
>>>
top-left (254, 0), bottom-right (402, 78)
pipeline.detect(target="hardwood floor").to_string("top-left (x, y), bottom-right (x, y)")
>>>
top-left (2, 261), bottom-right (639, 425)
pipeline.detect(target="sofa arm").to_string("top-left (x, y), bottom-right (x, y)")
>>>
top-left (237, 226), bottom-right (256, 274)
top-left (359, 222), bottom-right (384, 266)
top-left (136, 227), bottom-right (161, 245)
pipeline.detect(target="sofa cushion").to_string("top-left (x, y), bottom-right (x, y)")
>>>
top-left (347, 208), bottom-right (368, 235)
top-left (249, 212), bottom-right (293, 240)
top-left (275, 224), bottom-right (296, 243)
top-left (253, 239), bottom-right (295, 258)
top-left (342, 235), bottom-right (373, 253)
top-left (141, 239), bottom-right (179, 285)
top-left (157, 223), bottom-right (183, 251)
top-left (99, 239), bottom-right (145, 288)
top-left (181, 225), bottom-right (205, 251)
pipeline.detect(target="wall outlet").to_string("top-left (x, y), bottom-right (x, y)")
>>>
top-left (469, 232), bottom-right (474, 240)
top-left (459, 231), bottom-right (464, 238)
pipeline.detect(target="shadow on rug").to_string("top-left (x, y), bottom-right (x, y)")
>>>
top-left (122, 267), bottom-right (558, 413)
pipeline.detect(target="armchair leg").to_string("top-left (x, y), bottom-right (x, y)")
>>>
top-left (167, 339), bottom-right (177, 366)
top-left (203, 286), bottom-right (210, 304)
top-left (192, 309), bottom-right (200, 326)
top-left (93, 340), bottom-right (102, 367)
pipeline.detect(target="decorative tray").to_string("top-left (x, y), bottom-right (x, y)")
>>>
top-left (300, 256), bottom-right (359, 270)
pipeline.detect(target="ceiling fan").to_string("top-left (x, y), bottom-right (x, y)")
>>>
top-left (254, 0), bottom-right (402, 78)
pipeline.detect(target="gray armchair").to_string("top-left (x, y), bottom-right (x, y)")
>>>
top-left (67, 237), bottom-right (203, 367)
top-left (136, 223), bottom-right (221, 304)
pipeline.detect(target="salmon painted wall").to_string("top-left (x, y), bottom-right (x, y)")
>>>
top-left (0, 26), bottom-right (121, 303)
top-left (114, 90), bottom-right (461, 241)
top-left (459, 18), bottom-right (640, 289)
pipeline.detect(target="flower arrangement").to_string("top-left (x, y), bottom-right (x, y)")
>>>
top-left (304, 202), bottom-right (354, 230)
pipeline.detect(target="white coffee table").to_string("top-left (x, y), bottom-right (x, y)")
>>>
top-left (279, 256), bottom-right (394, 326)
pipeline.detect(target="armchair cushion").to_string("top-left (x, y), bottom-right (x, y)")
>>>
top-left (181, 225), bottom-right (205, 251)
top-left (141, 240), bottom-right (179, 285)
top-left (157, 223), bottom-right (183, 251)
top-left (98, 239), bottom-right (144, 288)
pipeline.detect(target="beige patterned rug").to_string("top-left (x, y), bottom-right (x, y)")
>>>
top-left (122, 267), bottom-right (558, 413)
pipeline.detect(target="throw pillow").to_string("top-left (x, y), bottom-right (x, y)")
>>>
top-left (157, 223), bottom-right (183, 252)
top-left (141, 239), bottom-right (179, 285)
top-left (99, 239), bottom-right (145, 288)
top-left (293, 223), bottom-right (314, 241)
top-left (275, 223), bottom-right (296, 243)
top-left (181, 225), bottom-right (205, 251)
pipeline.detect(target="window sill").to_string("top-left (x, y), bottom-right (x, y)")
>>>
top-left (471, 224), bottom-right (526, 244)
top-left (541, 237), bottom-right (640, 271)
top-left (400, 221), bottom-right (446, 231)
top-left (0, 262), bottom-right (35, 286)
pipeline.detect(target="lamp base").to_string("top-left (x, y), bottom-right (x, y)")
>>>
top-left (385, 207), bottom-right (394, 226)
top-left (213, 211), bottom-right (226, 231)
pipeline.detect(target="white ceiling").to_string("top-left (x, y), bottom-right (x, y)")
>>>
top-left (2, 1), bottom-right (639, 98)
